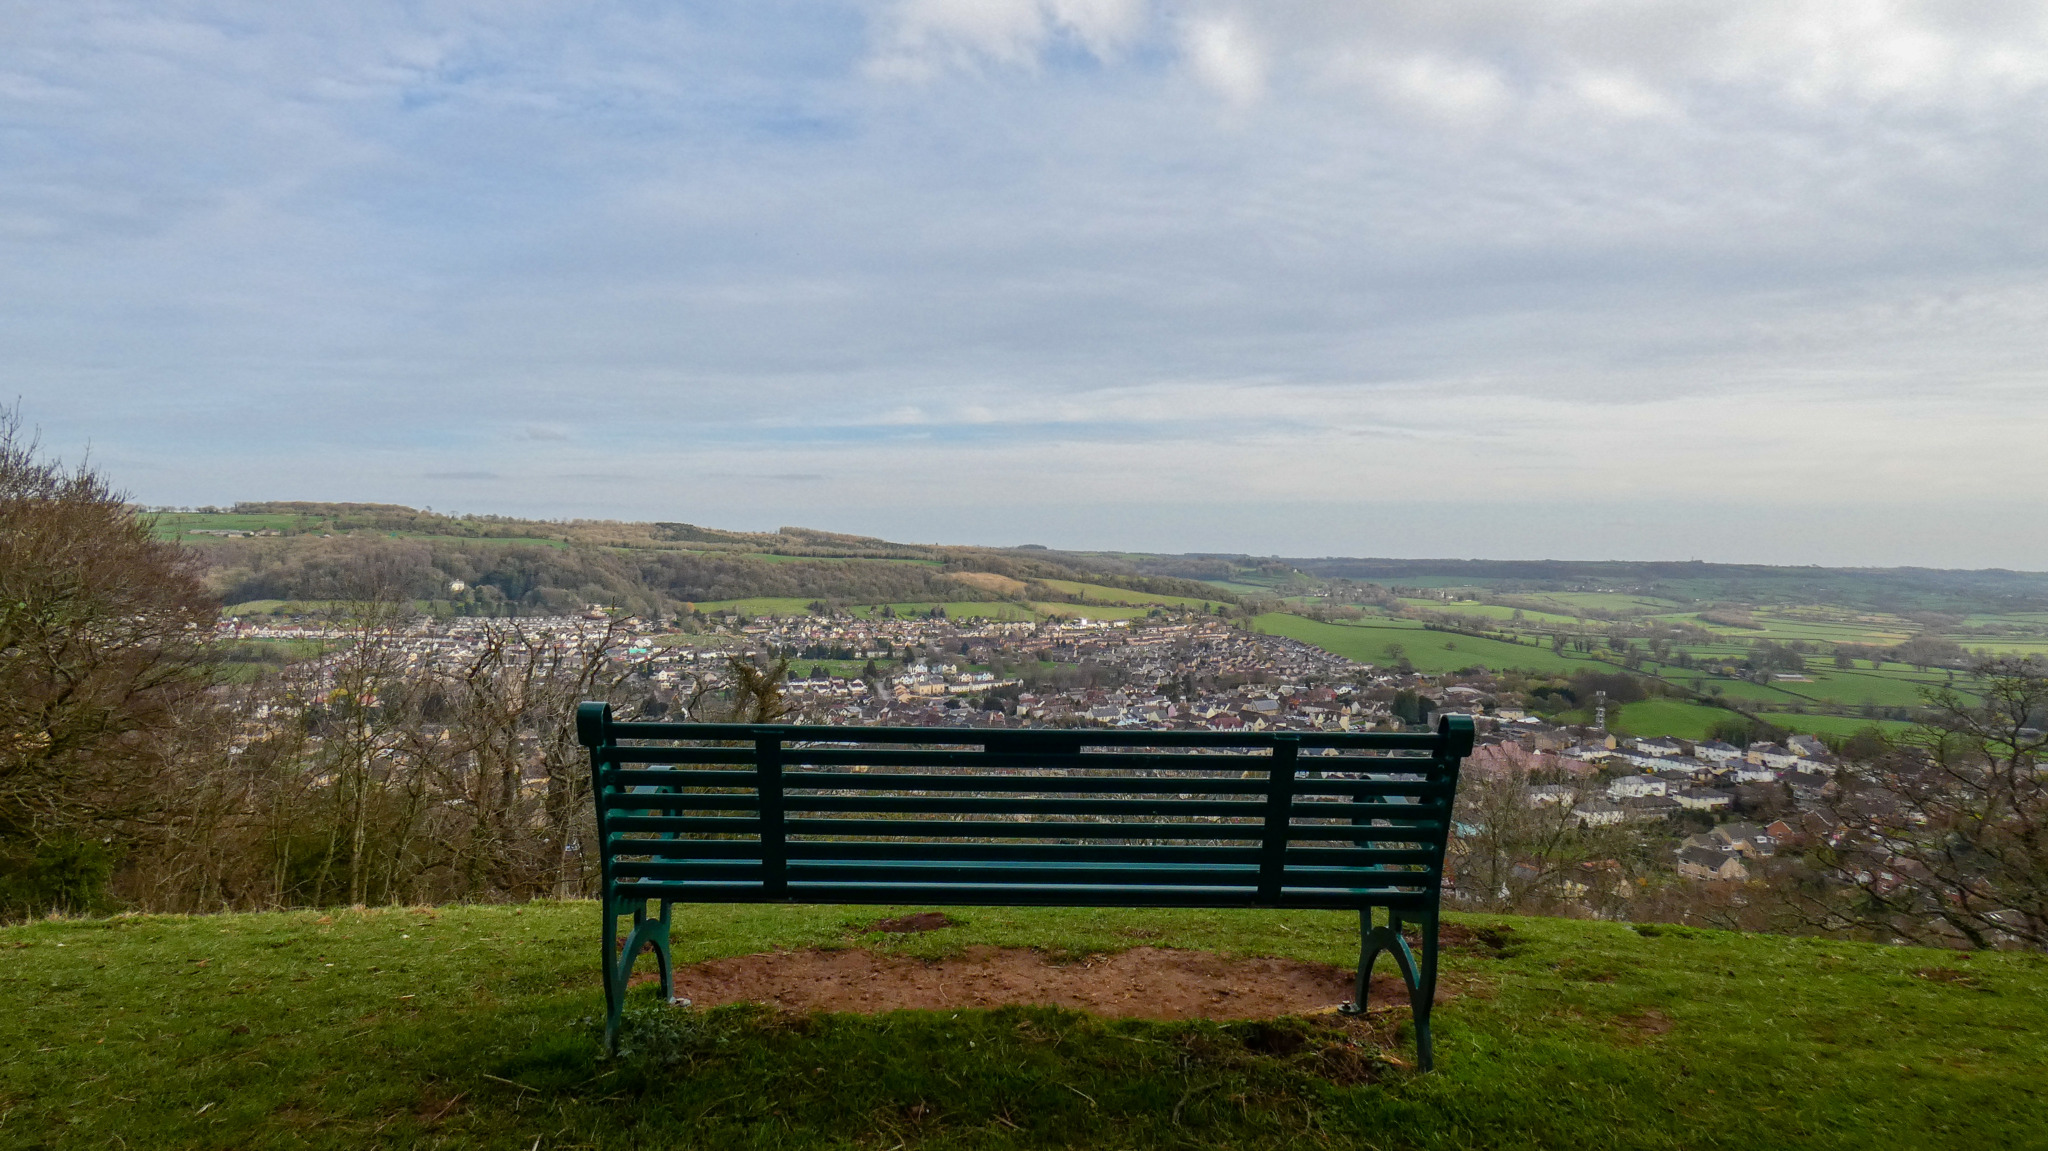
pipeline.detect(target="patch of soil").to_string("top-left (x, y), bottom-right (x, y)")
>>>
top-left (1439, 922), bottom-right (1519, 955)
top-left (642, 946), bottom-right (1452, 1019)
top-left (862, 912), bottom-right (959, 934)
top-left (1915, 967), bottom-right (1978, 986)
top-left (1609, 1009), bottom-right (1674, 1042)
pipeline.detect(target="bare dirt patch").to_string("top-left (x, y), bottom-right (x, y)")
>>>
top-left (1439, 922), bottom-right (1520, 955)
top-left (644, 945), bottom-right (1451, 1020)
top-left (1915, 966), bottom-right (1980, 986)
top-left (1608, 1008), bottom-right (1675, 1041)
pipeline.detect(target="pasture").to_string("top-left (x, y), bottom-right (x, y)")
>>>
top-left (1251, 615), bottom-right (1584, 676)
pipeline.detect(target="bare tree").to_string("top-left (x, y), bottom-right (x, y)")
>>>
top-left (1450, 762), bottom-right (1632, 914)
top-left (0, 411), bottom-right (216, 914)
top-left (1817, 657), bottom-right (2048, 949)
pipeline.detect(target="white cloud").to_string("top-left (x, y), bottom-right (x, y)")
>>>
top-left (6, 2), bottom-right (2048, 564)
top-left (1178, 15), bottom-right (1264, 105)
top-left (867, 0), bottom-right (1148, 78)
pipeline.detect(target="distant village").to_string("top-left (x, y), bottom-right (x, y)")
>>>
top-left (224, 605), bottom-right (1863, 905)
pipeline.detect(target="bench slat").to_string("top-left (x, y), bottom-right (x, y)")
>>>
top-left (610, 859), bottom-right (1434, 887)
top-left (602, 721), bottom-right (1453, 751)
top-left (603, 814), bottom-right (1442, 840)
top-left (610, 880), bottom-right (1439, 909)
top-left (602, 766), bottom-right (1452, 797)
top-left (603, 792), bottom-right (1445, 821)
top-left (604, 839), bottom-right (1440, 866)
top-left (604, 748), bottom-right (1447, 775)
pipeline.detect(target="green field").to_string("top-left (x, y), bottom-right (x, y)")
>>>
top-left (1756, 712), bottom-right (1916, 739)
top-left (1395, 600), bottom-right (1585, 627)
top-left (146, 511), bottom-right (309, 539)
top-left (4, 903), bottom-right (2044, 1150)
top-left (1602, 699), bottom-right (1740, 741)
top-left (1253, 614), bottom-right (1586, 675)
top-left (1038, 580), bottom-right (1221, 609)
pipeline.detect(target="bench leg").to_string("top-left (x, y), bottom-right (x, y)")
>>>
top-left (655, 899), bottom-right (675, 1003)
top-left (1339, 907), bottom-right (1434, 1071)
top-left (1412, 910), bottom-right (1439, 1073)
top-left (603, 899), bottom-right (677, 1054)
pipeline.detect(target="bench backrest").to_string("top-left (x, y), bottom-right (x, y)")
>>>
top-left (579, 703), bottom-right (1472, 912)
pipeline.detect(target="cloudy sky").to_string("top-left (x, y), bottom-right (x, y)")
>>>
top-left (6, 2), bottom-right (2048, 565)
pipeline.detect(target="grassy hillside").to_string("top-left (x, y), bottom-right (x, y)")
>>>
top-left (5, 903), bottom-right (2043, 1149)
top-left (1251, 614), bottom-right (1585, 675)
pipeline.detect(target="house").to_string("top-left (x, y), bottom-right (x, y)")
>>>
top-left (1723, 760), bottom-right (1778, 785)
top-left (1573, 799), bottom-right (1626, 827)
top-left (1694, 740), bottom-right (1744, 763)
top-left (1784, 769), bottom-right (1834, 800)
top-left (1631, 736), bottom-right (1687, 758)
top-left (1608, 774), bottom-right (1668, 799)
top-left (1787, 734), bottom-right (1830, 759)
top-left (1525, 784), bottom-right (1578, 807)
top-left (1711, 822), bottom-right (1776, 858)
top-left (1676, 846), bottom-right (1750, 881)
top-left (1619, 795), bottom-right (1681, 821)
top-left (1673, 787), bottom-right (1733, 812)
top-left (1746, 742), bottom-right (1802, 770)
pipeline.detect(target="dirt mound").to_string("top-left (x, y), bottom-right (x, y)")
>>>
top-left (643, 946), bottom-right (1445, 1019)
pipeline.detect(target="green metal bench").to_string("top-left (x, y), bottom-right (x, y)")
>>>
top-left (578, 703), bottom-right (1472, 1069)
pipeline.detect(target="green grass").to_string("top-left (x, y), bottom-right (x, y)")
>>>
top-left (145, 511), bottom-right (308, 539)
top-left (1756, 712), bottom-right (1917, 739)
top-left (4, 904), bottom-right (2044, 1149)
top-left (1399, 601), bottom-right (1585, 627)
top-left (1253, 614), bottom-right (1585, 675)
top-left (1037, 580), bottom-right (1221, 609)
top-left (1603, 699), bottom-right (1738, 741)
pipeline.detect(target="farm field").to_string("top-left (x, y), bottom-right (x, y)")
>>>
top-left (1495, 592), bottom-right (1690, 615)
top-left (147, 511), bottom-right (307, 538)
top-left (1394, 599), bottom-right (1584, 627)
top-left (1602, 699), bottom-right (1738, 741)
top-left (1251, 615), bottom-right (1585, 675)
top-left (1756, 712), bottom-right (1915, 739)
top-left (1037, 579), bottom-right (1223, 609)
top-left (1198, 580), bottom-right (1274, 596)
top-left (4, 902), bottom-right (2043, 1150)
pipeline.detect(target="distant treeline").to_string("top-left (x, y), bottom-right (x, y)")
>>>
top-left (1280, 558), bottom-right (2048, 613)
top-left (189, 503), bottom-right (1236, 613)
top-left (203, 537), bottom-right (1000, 615)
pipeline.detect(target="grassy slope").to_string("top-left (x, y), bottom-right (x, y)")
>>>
top-left (1252, 614), bottom-right (1584, 675)
top-left (1037, 580), bottom-right (1220, 609)
top-left (1603, 699), bottom-right (1733, 741)
top-left (1756, 712), bottom-right (1916, 738)
top-left (5, 904), bottom-right (2043, 1150)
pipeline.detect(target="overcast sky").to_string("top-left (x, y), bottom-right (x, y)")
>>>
top-left (5, 2), bottom-right (2047, 566)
